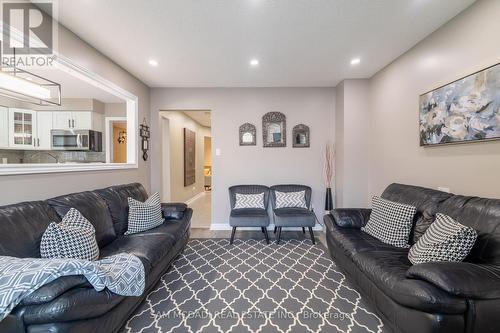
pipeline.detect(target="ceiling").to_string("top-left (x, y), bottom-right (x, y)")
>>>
top-left (183, 110), bottom-right (211, 127)
top-left (30, 67), bottom-right (124, 103)
top-left (57, 0), bottom-right (475, 87)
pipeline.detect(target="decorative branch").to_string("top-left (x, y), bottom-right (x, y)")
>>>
top-left (324, 142), bottom-right (335, 188)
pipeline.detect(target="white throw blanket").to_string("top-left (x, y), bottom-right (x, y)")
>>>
top-left (0, 253), bottom-right (145, 320)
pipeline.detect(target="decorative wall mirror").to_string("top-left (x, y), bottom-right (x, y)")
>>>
top-left (239, 123), bottom-right (256, 146)
top-left (292, 124), bottom-right (310, 148)
top-left (262, 112), bottom-right (286, 147)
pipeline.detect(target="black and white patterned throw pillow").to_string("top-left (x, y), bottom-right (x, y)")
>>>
top-left (408, 213), bottom-right (477, 265)
top-left (234, 193), bottom-right (265, 209)
top-left (125, 192), bottom-right (164, 235)
top-left (275, 190), bottom-right (307, 209)
top-left (361, 196), bottom-right (416, 248)
top-left (40, 208), bottom-right (99, 261)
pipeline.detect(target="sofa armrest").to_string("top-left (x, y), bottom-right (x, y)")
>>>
top-left (407, 262), bottom-right (500, 299)
top-left (161, 202), bottom-right (188, 220)
top-left (20, 275), bottom-right (90, 306)
top-left (330, 208), bottom-right (371, 229)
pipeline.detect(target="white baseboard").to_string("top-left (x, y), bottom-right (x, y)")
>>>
top-left (210, 223), bottom-right (323, 231)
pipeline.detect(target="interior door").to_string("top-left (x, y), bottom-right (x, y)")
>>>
top-left (36, 112), bottom-right (53, 150)
top-left (52, 112), bottom-right (72, 130)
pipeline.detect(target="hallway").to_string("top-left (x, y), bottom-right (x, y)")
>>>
top-left (187, 192), bottom-right (211, 228)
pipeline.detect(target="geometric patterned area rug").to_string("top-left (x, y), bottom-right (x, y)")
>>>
top-left (122, 239), bottom-right (385, 333)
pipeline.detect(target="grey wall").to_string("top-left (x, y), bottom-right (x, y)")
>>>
top-left (368, 0), bottom-right (500, 199)
top-left (0, 25), bottom-right (150, 205)
top-left (150, 88), bottom-right (335, 227)
top-left (335, 79), bottom-right (370, 208)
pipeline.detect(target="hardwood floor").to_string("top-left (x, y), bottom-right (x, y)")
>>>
top-left (190, 228), bottom-right (327, 246)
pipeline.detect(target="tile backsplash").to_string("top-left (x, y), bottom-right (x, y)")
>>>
top-left (0, 150), bottom-right (106, 164)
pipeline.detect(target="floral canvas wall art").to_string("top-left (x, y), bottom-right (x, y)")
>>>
top-left (419, 63), bottom-right (500, 146)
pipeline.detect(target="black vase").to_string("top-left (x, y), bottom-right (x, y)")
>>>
top-left (325, 187), bottom-right (333, 211)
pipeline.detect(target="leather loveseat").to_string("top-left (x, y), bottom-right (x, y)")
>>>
top-left (325, 183), bottom-right (500, 333)
top-left (0, 183), bottom-right (192, 333)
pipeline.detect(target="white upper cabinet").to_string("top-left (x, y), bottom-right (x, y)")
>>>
top-left (72, 112), bottom-right (92, 130)
top-left (36, 112), bottom-right (53, 150)
top-left (52, 111), bottom-right (97, 130)
top-left (0, 107), bottom-right (8, 148)
top-left (52, 112), bottom-right (73, 130)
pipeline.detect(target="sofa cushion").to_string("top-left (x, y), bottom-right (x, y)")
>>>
top-left (407, 262), bottom-right (500, 299)
top-left (0, 201), bottom-right (60, 258)
top-left (381, 183), bottom-right (453, 244)
top-left (99, 231), bottom-right (176, 274)
top-left (96, 183), bottom-right (149, 235)
top-left (47, 191), bottom-right (116, 248)
top-left (351, 249), bottom-right (467, 314)
top-left (328, 222), bottom-right (401, 259)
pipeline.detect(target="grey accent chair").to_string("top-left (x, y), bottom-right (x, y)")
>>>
top-left (229, 185), bottom-right (270, 244)
top-left (270, 184), bottom-right (316, 244)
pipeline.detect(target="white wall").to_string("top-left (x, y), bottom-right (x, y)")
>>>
top-left (368, 0), bottom-right (500, 199)
top-left (0, 25), bottom-right (150, 205)
top-left (159, 111), bottom-right (211, 202)
top-left (150, 88), bottom-right (335, 227)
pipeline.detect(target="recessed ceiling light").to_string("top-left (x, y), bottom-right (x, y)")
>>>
top-left (148, 59), bottom-right (159, 67)
top-left (250, 59), bottom-right (259, 67)
top-left (350, 58), bottom-right (361, 65)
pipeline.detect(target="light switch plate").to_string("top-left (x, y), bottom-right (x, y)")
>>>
top-left (215, 148), bottom-right (221, 156)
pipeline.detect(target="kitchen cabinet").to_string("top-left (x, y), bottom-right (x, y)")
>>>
top-left (35, 112), bottom-right (53, 150)
top-left (0, 106), bottom-right (8, 148)
top-left (72, 112), bottom-right (92, 130)
top-left (52, 112), bottom-right (73, 130)
top-left (52, 111), bottom-right (102, 131)
top-left (8, 108), bottom-right (36, 149)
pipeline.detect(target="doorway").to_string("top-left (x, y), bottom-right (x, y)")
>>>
top-left (105, 117), bottom-right (127, 163)
top-left (160, 110), bottom-right (212, 229)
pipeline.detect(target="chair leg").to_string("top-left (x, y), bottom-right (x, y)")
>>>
top-left (261, 227), bottom-right (265, 233)
top-left (263, 228), bottom-right (270, 245)
top-left (308, 227), bottom-right (316, 245)
top-left (276, 227), bottom-right (282, 244)
top-left (230, 227), bottom-right (236, 245)
top-left (302, 227), bottom-right (306, 234)
top-left (274, 226), bottom-right (277, 233)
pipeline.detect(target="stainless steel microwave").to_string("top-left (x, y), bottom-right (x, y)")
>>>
top-left (51, 130), bottom-right (102, 151)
